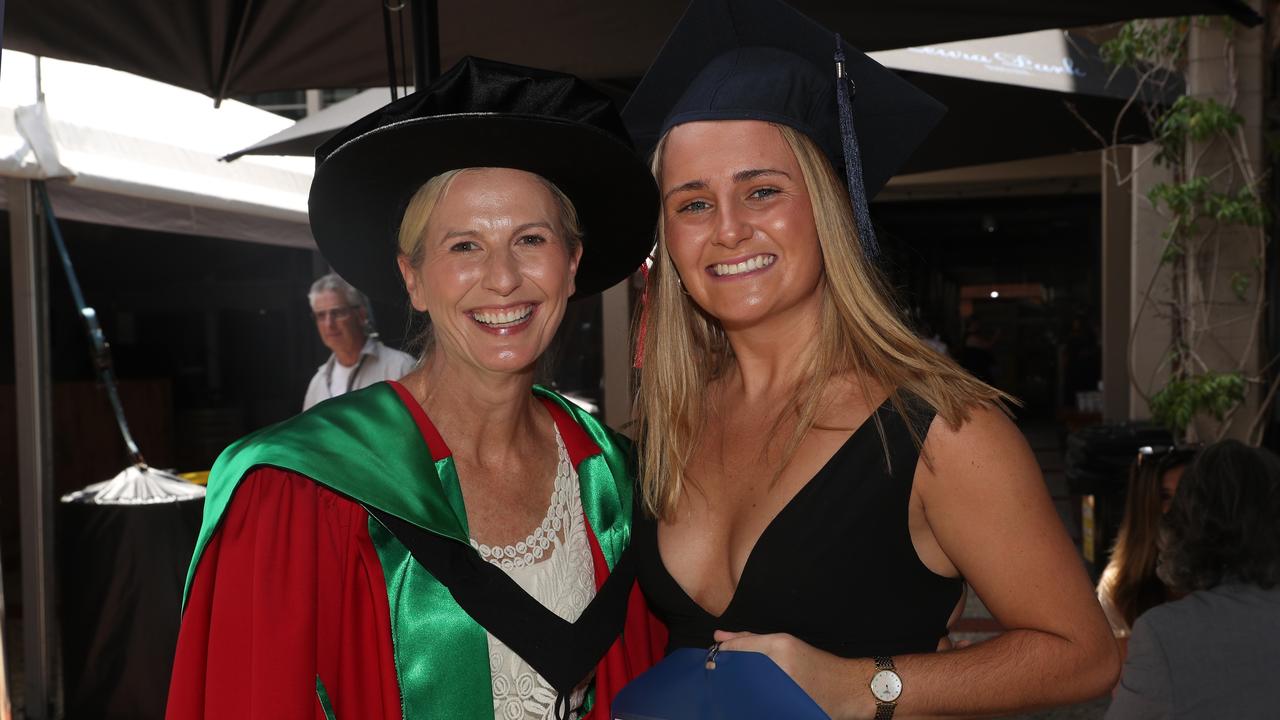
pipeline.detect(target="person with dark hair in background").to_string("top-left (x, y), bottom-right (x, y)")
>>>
top-left (1106, 439), bottom-right (1280, 719)
top-left (1096, 446), bottom-right (1196, 657)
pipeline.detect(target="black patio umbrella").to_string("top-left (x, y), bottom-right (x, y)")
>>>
top-left (224, 27), bottom-right (1169, 183)
top-left (4, 0), bottom-right (1261, 103)
top-left (59, 468), bottom-right (205, 720)
top-left (221, 85), bottom-right (400, 160)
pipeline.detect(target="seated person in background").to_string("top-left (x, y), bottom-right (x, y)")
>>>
top-left (1096, 445), bottom-right (1196, 657)
top-left (303, 272), bottom-right (415, 410)
top-left (1106, 439), bottom-right (1280, 720)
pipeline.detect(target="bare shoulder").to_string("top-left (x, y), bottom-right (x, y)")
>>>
top-left (916, 402), bottom-right (1040, 498)
top-left (923, 401), bottom-right (1022, 454)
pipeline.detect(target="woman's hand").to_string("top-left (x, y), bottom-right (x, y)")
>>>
top-left (713, 630), bottom-right (874, 720)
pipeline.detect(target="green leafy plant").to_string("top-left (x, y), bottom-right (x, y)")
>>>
top-left (1149, 371), bottom-right (1246, 431)
top-left (1155, 96), bottom-right (1243, 148)
top-left (1100, 18), bottom-right (1191, 70)
top-left (1099, 18), bottom-right (1272, 442)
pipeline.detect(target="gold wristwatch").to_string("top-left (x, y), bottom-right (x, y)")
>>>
top-left (869, 655), bottom-right (902, 720)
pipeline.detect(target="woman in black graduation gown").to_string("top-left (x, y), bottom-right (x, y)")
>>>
top-left (622, 0), bottom-right (1120, 717)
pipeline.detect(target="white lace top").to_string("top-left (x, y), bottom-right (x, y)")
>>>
top-left (471, 428), bottom-right (597, 720)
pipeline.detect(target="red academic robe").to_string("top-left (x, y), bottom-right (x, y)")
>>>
top-left (167, 383), bottom-right (666, 719)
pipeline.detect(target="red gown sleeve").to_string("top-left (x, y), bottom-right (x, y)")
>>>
top-left (584, 518), bottom-right (668, 720)
top-left (166, 468), bottom-right (402, 720)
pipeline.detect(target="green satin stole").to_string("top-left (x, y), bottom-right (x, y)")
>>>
top-left (183, 382), bottom-right (634, 718)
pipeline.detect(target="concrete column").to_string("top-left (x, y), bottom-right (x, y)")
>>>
top-left (1113, 7), bottom-right (1267, 437)
top-left (1131, 145), bottom-right (1179, 421)
top-left (1102, 144), bottom-right (1175, 422)
top-left (9, 178), bottom-right (57, 719)
top-left (1101, 147), bottom-right (1133, 422)
top-left (305, 89), bottom-right (323, 116)
top-left (1184, 7), bottom-right (1266, 440)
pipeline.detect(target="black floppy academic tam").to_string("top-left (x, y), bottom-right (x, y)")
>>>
top-left (622, 0), bottom-right (946, 258)
top-left (309, 56), bottom-right (659, 302)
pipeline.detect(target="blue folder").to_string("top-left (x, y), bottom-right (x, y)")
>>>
top-left (611, 648), bottom-right (830, 720)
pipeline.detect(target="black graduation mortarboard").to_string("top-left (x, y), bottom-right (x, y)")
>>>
top-left (622, 0), bottom-right (946, 257)
top-left (309, 56), bottom-right (658, 302)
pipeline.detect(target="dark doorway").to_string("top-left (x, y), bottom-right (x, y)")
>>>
top-left (876, 194), bottom-right (1102, 421)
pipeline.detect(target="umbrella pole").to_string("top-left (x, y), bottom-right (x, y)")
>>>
top-left (36, 182), bottom-right (146, 469)
top-left (8, 177), bottom-right (56, 720)
top-left (409, 0), bottom-right (440, 90)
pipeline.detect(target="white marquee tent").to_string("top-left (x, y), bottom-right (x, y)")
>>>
top-left (0, 50), bottom-right (315, 248)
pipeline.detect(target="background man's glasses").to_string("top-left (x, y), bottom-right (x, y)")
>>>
top-left (314, 306), bottom-right (358, 323)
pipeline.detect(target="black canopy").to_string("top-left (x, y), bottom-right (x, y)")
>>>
top-left (5, 0), bottom-right (1261, 103)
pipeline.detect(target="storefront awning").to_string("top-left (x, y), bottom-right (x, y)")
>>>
top-left (870, 29), bottom-right (1180, 102)
top-left (869, 30), bottom-right (1173, 174)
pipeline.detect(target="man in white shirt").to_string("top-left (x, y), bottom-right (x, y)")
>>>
top-left (303, 273), bottom-right (416, 410)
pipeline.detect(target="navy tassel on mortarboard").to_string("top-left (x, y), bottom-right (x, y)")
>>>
top-left (834, 35), bottom-right (878, 260)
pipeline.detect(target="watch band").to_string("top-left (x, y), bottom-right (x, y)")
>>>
top-left (872, 656), bottom-right (897, 720)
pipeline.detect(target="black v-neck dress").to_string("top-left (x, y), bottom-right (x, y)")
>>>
top-left (634, 395), bottom-right (964, 659)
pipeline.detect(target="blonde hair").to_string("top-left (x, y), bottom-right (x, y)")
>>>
top-left (635, 124), bottom-right (1012, 520)
top-left (395, 167), bottom-right (585, 356)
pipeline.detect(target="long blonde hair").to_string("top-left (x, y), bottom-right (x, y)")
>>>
top-left (635, 124), bottom-right (1011, 520)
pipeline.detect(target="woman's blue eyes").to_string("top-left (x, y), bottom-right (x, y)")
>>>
top-left (517, 234), bottom-right (547, 245)
top-left (677, 188), bottom-right (780, 213)
top-left (450, 241), bottom-right (479, 252)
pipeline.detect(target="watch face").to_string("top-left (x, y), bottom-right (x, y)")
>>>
top-left (870, 670), bottom-right (902, 702)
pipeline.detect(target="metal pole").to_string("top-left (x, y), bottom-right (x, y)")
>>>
top-left (601, 281), bottom-right (632, 430)
top-left (410, 0), bottom-right (441, 90)
top-left (9, 177), bottom-right (56, 720)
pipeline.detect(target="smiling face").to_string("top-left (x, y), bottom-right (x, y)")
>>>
top-left (659, 120), bottom-right (825, 331)
top-left (397, 168), bottom-right (582, 377)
